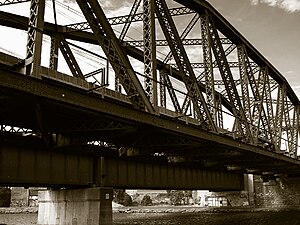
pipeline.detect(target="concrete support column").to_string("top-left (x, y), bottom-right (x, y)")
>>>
top-left (38, 187), bottom-right (113, 225)
top-left (254, 176), bottom-right (300, 207)
top-left (244, 174), bottom-right (255, 206)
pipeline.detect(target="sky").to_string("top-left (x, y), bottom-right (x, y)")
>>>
top-left (206, 0), bottom-right (300, 97)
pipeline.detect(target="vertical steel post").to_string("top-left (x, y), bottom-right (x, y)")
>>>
top-left (201, 14), bottom-right (216, 124)
top-left (237, 46), bottom-right (251, 126)
top-left (159, 70), bottom-right (167, 108)
top-left (292, 105), bottom-right (300, 157)
top-left (264, 70), bottom-right (276, 146)
top-left (143, 0), bottom-right (157, 108)
top-left (49, 36), bottom-right (59, 70)
top-left (25, 0), bottom-right (45, 77)
top-left (274, 84), bottom-right (286, 151)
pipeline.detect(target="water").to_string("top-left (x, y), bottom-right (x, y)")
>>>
top-left (113, 211), bottom-right (300, 225)
top-left (1, 211), bottom-right (300, 225)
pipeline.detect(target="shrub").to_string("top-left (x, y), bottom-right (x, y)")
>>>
top-left (141, 194), bottom-right (152, 206)
top-left (122, 192), bottom-right (132, 206)
top-left (113, 189), bottom-right (132, 206)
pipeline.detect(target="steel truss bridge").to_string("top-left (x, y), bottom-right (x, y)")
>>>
top-left (0, 0), bottom-right (299, 188)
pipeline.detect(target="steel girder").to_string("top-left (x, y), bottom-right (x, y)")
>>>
top-left (237, 45), bottom-right (252, 126)
top-left (170, 61), bottom-right (257, 70)
top-left (25, 0), bottom-right (45, 76)
top-left (290, 106), bottom-right (300, 157)
top-left (181, 43), bottom-right (236, 118)
top-left (155, 0), bottom-right (216, 131)
top-left (263, 69), bottom-right (276, 141)
top-left (163, 13), bottom-right (200, 64)
top-left (0, 0), bottom-right (29, 5)
top-left (124, 38), bottom-right (231, 48)
top-left (200, 15), bottom-right (216, 124)
top-left (59, 38), bottom-right (85, 79)
top-left (205, 12), bottom-right (252, 142)
top-left (283, 96), bottom-right (299, 157)
top-left (237, 46), bottom-right (271, 145)
top-left (160, 69), bottom-right (181, 113)
top-left (284, 96), bottom-right (293, 153)
top-left (200, 44), bottom-right (236, 94)
top-left (75, 0), bottom-right (155, 113)
top-left (143, 0), bottom-right (157, 107)
top-left (162, 13), bottom-right (201, 115)
top-left (157, 13), bottom-right (201, 116)
top-left (274, 84), bottom-right (286, 151)
top-left (65, 6), bottom-right (195, 32)
top-left (119, 0), bottom-right (142, 41)
top-left (55, 119), bottom-right (128, 133)
top-left (115, 0), bottom-right (142, 91)
top-left (49, 37), bottom-right (59, 70)
top-left (159, 70), bottom-right (167, 108)
top-left (254, 69), bottom-right (271, 142)
top-left (0, 125), bottom-right (33, 134)
top-left (216, 93), bottom-right (223, 128)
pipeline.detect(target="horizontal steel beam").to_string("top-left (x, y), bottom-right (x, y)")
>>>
top-left (0, 137), bottom-right (243, 190)
top-left (65, 7), bottom-right (194, 31)
top-left (124, 38), bottom-right (231, 47)
top-left (0, 0), bottom-right (29, 6)
top-left (100, 158), bottom-right (243, 190)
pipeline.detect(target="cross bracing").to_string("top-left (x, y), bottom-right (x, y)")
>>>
top-left (0, 0), bottom-right (299, 174)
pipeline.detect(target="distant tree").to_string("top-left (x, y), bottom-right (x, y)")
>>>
top-left (123, 192), bottom-right (132, 206)
top-left (113, 189), bottom-right (132, 206)
top-left (141, 194), bottom-right (152, 206)
top-left (183, 190), bottom-right (192, 205)
top-left (113, 189), bottom-right (124, 203)
top-left (0, 187), bottom-right (11, 207)
top-left (168, 190), bottom-right (184, 205)
top-left (167, 190), bottom-right (192, 205)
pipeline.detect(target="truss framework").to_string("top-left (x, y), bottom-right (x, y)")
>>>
top-left (0, 0), bottom-right (299, 160)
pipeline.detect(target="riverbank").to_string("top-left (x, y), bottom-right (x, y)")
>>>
top-left (0, 207), bottom-right (37, 214)
top-left (1, 205), bottom-right (300, 215)
top-left (114, 205), bottom-right (300, 213)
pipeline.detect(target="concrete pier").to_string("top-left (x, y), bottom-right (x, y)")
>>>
top-left (254, 176), bottom-right (300, 207)
top-left (37, 187), bottom-right (113, 225)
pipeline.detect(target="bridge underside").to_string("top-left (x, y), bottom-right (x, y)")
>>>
top-left (0, 135), bottom-right (243, 191)
top-left (0, 67), bottom-right (299, 180)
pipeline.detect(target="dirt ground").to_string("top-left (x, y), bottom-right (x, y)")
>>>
top-left (0, 213), bottom-right (37, 225)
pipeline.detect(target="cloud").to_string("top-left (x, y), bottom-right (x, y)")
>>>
top-left (249, 0), bottom-right (300, 12)
top-left (250, 0), bottom-right (259, 5)
top-left (62, 0), bottom-right (130, 11)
